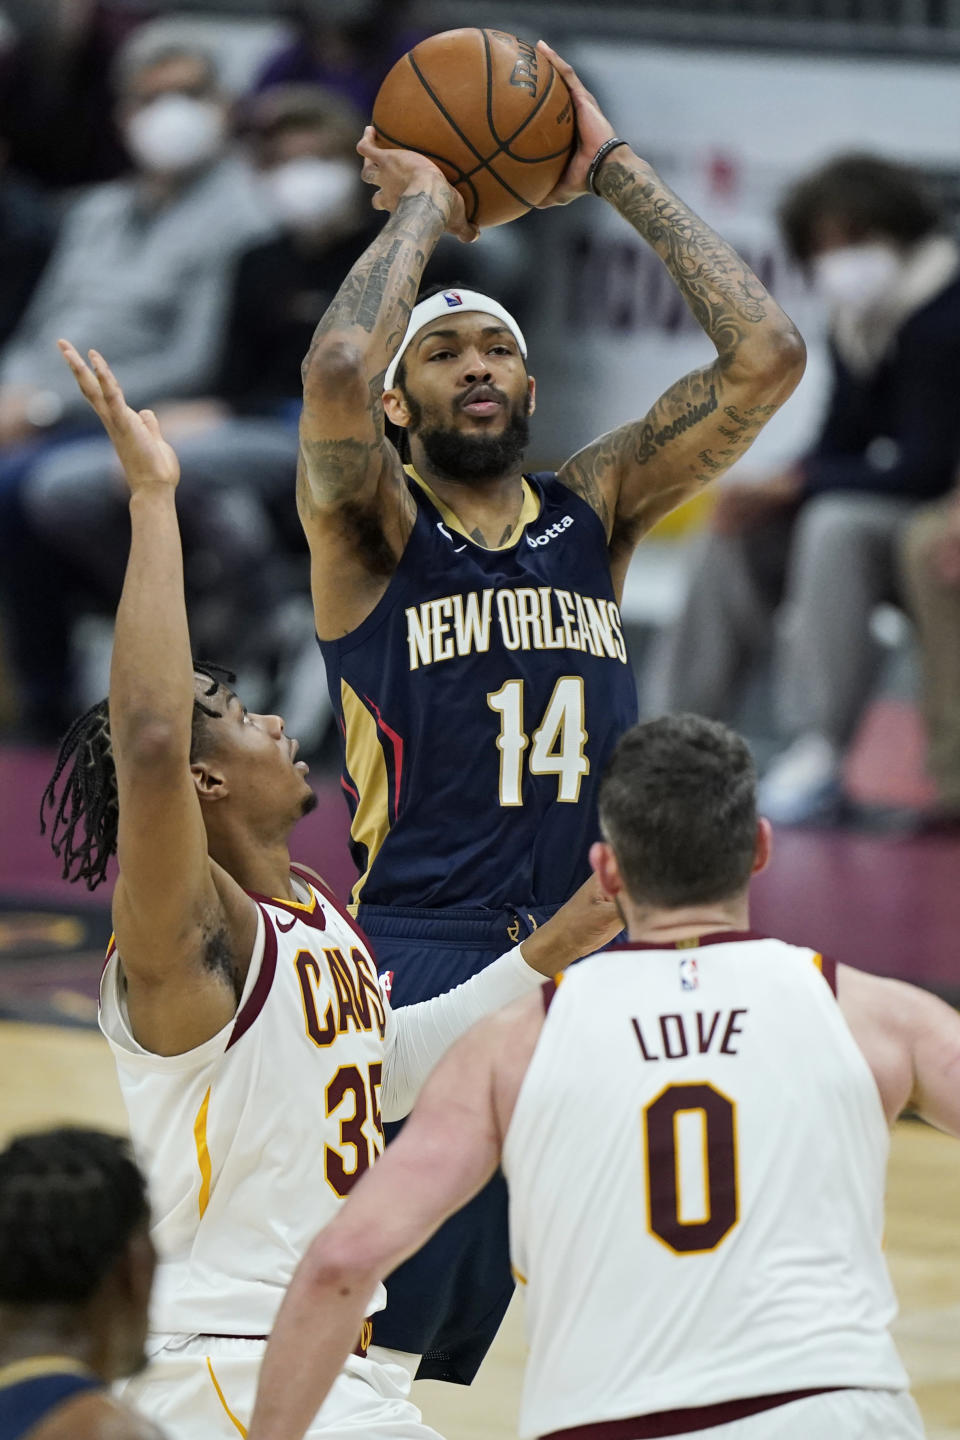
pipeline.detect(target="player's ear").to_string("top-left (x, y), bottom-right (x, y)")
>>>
top-left (589, 840), bottom-right (622, 899)
top-left (752, 817), bottom-right (773, 876)
top-left (383, 388), bottom-right (411, 428)
top-left (192, 760), bottom-right (228, 803)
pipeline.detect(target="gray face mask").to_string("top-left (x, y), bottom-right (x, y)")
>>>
top-left (125, 94), bottom-right (225, 174)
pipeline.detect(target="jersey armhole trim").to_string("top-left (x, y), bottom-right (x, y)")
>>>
top-left (541, 972), bottom-right (565, 1015)
top-left (226, 906), bottom-right (278, 1051)
top-left (813, 952), bottom-right (838, 997)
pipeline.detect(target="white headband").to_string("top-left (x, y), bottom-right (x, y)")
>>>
top-left (383, 288), bottom-right (527, 391)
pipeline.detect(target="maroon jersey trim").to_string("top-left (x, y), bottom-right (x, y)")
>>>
top-left (197, 1326), bottom-right (371, 1357)
top-left (538, 1387), bottom-right (844, 1440)
top-left (247, 869), bottom-right (329, 934)
top-left (226, 905), bottom-right (279, 1051)
top-left (616, 931), bottom-right (765, 951)
top-left (295, 866), bottom-right (376, 956)
top-left (100, 932), bottom-right (118, 993)
top-left (817, 953), bottom-right (838, 997)
top-left (541, 977), bottom-right (563, 1014)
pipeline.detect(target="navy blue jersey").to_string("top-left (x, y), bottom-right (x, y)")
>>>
top-left (318, 468), bottom-right (639, 910)
top-left (0, 1359), bottom-right (101, 1439)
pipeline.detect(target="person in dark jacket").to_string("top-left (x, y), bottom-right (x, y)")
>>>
top-left (658, 154), bottom-right (960, 824)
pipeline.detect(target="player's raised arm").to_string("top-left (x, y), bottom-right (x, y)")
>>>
top-left (47, 343), bottom-right (254, 1055)
top-left (298, 133), bottom-right (477, 638)
top-left (538, 43), bottom-right (806, 591)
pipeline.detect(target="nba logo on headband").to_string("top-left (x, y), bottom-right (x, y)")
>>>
top-left (383, 288), bottom-right (527, 391)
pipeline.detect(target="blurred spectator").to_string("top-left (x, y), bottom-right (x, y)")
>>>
top-left (0, 154), bottom-right (57, 347)
top-left (22, 81), bottom-right (531, 745)
top-left (655, 154), bottom-right (960, 825)
top-left (0, 0), bottom-right (144, 192)
top-left (899, 488), bottom-right (960, 826)
top-left (24, 82), bottom-right (377, 745)
top-left (252, 0), bottom-right (422, 113)
top-left (0, 32), bottom-right (273, 739)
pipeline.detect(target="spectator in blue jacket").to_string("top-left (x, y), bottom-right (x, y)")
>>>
top-left (657, 154), bottom-right (960, 824)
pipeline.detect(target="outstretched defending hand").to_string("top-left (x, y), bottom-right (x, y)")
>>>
top-left (356, 126), bottom-right (479, 243)
top-left (534, 41), bottom-right (619, 207)
top-left (58, 340), bottom-right (180, 494)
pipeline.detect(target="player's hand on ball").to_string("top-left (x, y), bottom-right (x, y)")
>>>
top-left (534, 41), bottom-right (619, 207)
top-left (58, 340), bottom-right (180, 494)
top-left (356, 128), bottom-right (479, 243)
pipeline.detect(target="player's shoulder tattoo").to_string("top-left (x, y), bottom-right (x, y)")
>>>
top-left (557, 443), bottom-right (620, 535)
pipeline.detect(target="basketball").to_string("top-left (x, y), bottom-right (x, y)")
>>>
top-left (372, 29), bottom-right (575, 228)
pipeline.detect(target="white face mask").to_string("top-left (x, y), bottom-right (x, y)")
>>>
top-left (125, 94), bottom-right (225, 174)
top-left (260, 157), bottom-right (357, 228)
top-left (811, 242), bottom-right (903, 312)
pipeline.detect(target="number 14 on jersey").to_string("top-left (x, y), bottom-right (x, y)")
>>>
top-left (487, 676), bottom-right (589, 806)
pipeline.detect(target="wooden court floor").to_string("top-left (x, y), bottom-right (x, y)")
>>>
top-left (2, 1020), bottom-right (958, 1438)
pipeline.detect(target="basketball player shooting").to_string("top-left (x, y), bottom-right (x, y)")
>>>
top-left (249, 715), bottom-right (959, 1440)
top-left (298, 38), bottom-right (806, 1382)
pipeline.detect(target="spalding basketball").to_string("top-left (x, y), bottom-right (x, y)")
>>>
top-left (372, 28), bottom-right (575, 227)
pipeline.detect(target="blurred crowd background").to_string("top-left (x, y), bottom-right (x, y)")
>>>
top-left (2, 0), bottom-right (960, 833)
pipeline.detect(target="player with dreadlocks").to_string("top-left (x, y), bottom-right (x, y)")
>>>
top-left (42, 662), bottom-right (236, 891)
top-left (0, 1127), bottom-right (164, 1439)
top-left (38, 341), bottom-right (619, 1438)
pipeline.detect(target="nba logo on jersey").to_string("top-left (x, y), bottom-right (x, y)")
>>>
top-left (679, 957), bottom-right (699, 991)
top-left (443, 291), bottom-right (463, 308)
top-left (379, 970), bottom-right (395, 1000)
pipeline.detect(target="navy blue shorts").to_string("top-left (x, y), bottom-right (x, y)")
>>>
top-left (358, 902), bottom-right (559, 1385)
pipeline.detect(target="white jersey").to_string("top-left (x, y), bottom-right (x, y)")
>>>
top-left (503, 933), bottom-right (910, 1439)
top-left (101, 867), bottom-right (542, 1339)
top-left (101, 870), bottom-right (391, 1337)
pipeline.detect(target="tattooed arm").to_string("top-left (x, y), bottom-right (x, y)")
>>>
top-left (538, 44), bottom-right (805, 594)
top-left (299, 132), bottom-right (476, 638)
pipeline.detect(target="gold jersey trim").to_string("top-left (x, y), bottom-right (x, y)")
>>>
top-left (194, 1085), bottom-right (213, 1219)
top-left (206, 1356), bottom-right (248, 1436)
top-left (405, 464), bottom-right (541, 550)
top-left (342, 679), bottom-right (392, 911)
top-left (0, 1355), bottom-right (95, 1391)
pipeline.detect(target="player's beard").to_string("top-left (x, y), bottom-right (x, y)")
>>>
top-left (405, 389), bottom-right (531, 482)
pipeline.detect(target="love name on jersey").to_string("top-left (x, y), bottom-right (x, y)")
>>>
top-left (631, 1008), bottom-right (748, 1062)
top-left (405, 586), bottom-right (628, 671)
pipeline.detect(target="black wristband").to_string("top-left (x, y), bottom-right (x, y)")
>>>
top-left (587, 137), bottom-right (629, 195)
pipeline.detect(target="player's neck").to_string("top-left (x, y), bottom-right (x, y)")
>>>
top-left (624, 895), bottom-right (751, 944)
top-left (210, 832), bottom-right (297, 904)
top-left (416, 464), bottom-right (527, 548)
top-left (0, 1310), bottom-right (102, 1378)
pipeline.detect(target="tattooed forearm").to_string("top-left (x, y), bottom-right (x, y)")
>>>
top-left (303, 190), bottom-right (450, 375)
top-left (596, 156), bottom-right (799, 365)
top-left (558, 158), bottom-right (803, 548)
